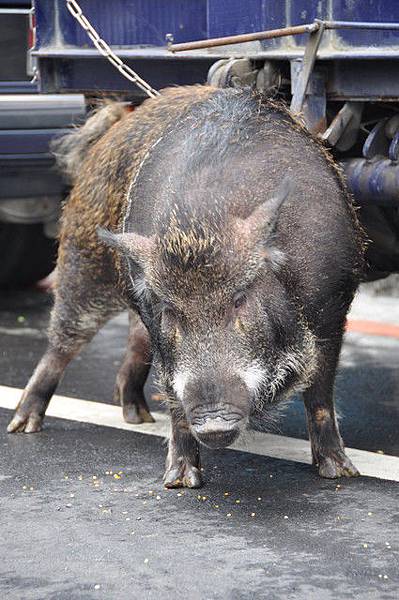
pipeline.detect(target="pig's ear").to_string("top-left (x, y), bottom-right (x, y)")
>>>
top-left (97, 227), bottom-right (154, 268)
top-left (244, 176), bottom-right (293, 239)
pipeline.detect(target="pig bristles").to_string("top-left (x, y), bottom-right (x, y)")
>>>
top-left (247, 400), bottom-right (291, 436)
top-left (158, 209), bottom-right (219, 269)
top-left (251, 327), bottom-right (318, 413)
top-left (153, 371), bottom-right (181, 411)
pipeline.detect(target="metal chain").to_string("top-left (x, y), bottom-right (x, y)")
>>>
top-left (66, 0), bottom-right (160, 98)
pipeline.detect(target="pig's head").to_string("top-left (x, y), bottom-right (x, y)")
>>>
top-left (99, 178), bottom-right (313, 449)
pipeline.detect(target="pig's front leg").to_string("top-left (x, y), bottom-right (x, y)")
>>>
top-left (163, 407), bottom-right (203, 489)
top-left (303, 342), bottom-right (360, 479)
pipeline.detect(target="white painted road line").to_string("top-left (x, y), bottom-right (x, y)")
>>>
top-left (350, 292), bottom-right (399, 327)
top-left (1, 384), bottom-right (399, 483)
top-left (0, 326), bottom-right (46, 338)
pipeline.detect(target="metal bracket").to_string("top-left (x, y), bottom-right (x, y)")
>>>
top-left (290, 21), bottom-right (326, 116)
top-left (291, 64), bottom-right (327, 133)
top-left (256, 61), bottom-right (282, 93)
top-left (322, 102), bottom-right (364, 150)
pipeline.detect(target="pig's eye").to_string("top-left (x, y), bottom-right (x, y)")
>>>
top-left (162, 302), bottom-right (176, 320)
top-left (233, 292), bottom-right (247, 310)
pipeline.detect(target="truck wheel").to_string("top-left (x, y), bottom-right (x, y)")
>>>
top-left (0, 223), bottom-right (57, 289)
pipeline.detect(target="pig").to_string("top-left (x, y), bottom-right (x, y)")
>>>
top-left (7, 85), bottom-right (365, 488)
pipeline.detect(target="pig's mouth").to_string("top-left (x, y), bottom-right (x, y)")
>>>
top-left (189, 410), bottom-right (246, 449)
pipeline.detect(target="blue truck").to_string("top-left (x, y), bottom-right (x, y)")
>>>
top-left (6, 0), bottom-right (399, 280)
top-left (0, 0), bottom-right (85, 287)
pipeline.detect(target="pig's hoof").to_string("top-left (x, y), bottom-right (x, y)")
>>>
top-left (318, 452), bottom-right (360, 479)
top-left (7, 411), bottom-right (43, 434)
top-left (163, 462), bottom-right (203, 489)
top-left (122, 404), bottom-right (155, 425)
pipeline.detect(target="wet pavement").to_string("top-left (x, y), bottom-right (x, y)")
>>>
top-left (0, 287), bottom-right (398, 599)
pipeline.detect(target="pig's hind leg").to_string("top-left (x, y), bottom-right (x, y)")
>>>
top-left (7, 268), bottom-right (121, 434)
top-left (303, 340), bottom-right (360, 479)
top-left (113, 311), bottom-right (154, 424)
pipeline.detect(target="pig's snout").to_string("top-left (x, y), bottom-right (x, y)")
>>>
top-left (183, 375), bottom-right (249, 449)
top-left (191, 416), bottom-right (240, 449)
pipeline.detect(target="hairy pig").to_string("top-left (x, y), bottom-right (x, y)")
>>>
top-left (8, 86), bottom-right (364, 488)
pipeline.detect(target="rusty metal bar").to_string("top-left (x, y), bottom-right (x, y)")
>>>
top-left (168, 22), bottom-right (319, 53)
top-left (168, 20), bottom-right (399, 53)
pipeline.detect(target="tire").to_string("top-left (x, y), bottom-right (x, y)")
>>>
top-left (0, 223), bottom-right (57, 289)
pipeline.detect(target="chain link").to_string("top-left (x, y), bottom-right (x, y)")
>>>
top-left (66, 0), bottom-right (160, 98)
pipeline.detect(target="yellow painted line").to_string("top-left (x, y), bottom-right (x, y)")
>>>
top-left (1, 384), bottom-right (399, 483)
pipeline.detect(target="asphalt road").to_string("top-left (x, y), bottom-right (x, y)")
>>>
top-left (0, 287), bottom-right (398, 599)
